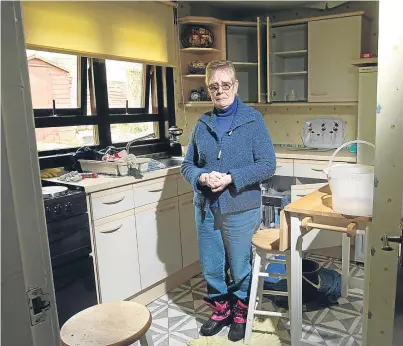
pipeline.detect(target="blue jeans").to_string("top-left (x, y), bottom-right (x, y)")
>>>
top-left (195, 206), bottom-right (261, 301)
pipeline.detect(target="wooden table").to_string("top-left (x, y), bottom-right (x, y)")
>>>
top-left (284, 184), bottom-right (371, 346)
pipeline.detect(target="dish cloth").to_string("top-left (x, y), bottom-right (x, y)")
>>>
top-left (147, 159), bottom-right (166, 172)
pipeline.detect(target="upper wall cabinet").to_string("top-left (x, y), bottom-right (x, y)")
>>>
top-left (267, 19), bottom-right (308, 102)
top-left (178, 17), bottom-right (266, 105)
top-left (266, 13), bottom-right (369, 103)
top-left (178, 12), bottom-right (369, 105)
top-left (308, 15), bottom-right (369, 102)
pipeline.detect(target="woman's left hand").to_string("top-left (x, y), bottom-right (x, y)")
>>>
top-left (211, 174), bottom-right (233, 192)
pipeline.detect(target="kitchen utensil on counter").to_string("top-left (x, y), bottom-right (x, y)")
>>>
top-left (301, 117), bottom-right (345, 149)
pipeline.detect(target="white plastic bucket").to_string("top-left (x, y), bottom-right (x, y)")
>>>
top-left (326, 140), bottom-right (376, 217)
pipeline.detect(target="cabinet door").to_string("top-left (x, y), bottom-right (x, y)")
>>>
top-left (257, 17), bottom-right (267, 103)
top-left (94, 211), bottom-right (141, 302)
top-left (308, 16), bottom-right (362, 102)
top-left (179, 193), bottom-right (199, 267)
top-left (357, 68), bottom-right (377, 165)
top-left (135, 198), bottom-right (182, 288)
top-left (291, 183), bottom-right (342, 251)
top-left (266, 16), bottom-right (272, 103)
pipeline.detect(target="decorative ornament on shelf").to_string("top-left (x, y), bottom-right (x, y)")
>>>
top-left (181, 26), bottom-right (214, 48)
top-left (188, 61), bottom-right (207, 74)
top-left (189, 87), bottom-right (211, 102)
top-left (190, 89), bottom-right (201, 102)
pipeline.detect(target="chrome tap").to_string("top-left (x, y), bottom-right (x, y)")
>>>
top-left (125, 138), bottom-right (140, 154)
top-left (168, 126), bottom-right (183, 147)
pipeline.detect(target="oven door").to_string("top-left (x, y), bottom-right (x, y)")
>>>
top-left (52, 250), bottom-right (98, 327)
top-left (47, 213), bottom-right (91, 267)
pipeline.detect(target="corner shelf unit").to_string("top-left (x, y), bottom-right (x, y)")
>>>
top-left (178, 16), bottom-right (266, 105)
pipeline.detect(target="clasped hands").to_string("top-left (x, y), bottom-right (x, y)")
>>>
top-left (199, 171), bottom-right (233, 193)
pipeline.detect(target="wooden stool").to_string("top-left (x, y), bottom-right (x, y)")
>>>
top-left (60, 301), bottom-right (153, 346)
top-left (244, 228), bottom-right (291, 345)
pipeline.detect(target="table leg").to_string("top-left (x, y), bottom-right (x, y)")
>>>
top-left (342, 233), bottom-right (351, 298)
top-left (290, 212), bottom-right (303, 346)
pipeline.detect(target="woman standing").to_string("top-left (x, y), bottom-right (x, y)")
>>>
top-left (181, 60), bottom-right (276, 341)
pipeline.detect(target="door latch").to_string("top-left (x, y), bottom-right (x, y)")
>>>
top-left (381, 234), bottom-right (403, 251)
top-left (27, 287), bottom-right (51, 325)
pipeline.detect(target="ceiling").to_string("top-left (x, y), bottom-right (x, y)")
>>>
top-left (204, 1), bottom-right (319, 11)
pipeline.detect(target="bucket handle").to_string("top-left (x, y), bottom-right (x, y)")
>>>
top-left (302, 274), bottom-right (322, 289)
top-left (326, 140), bottom-right (375, 173)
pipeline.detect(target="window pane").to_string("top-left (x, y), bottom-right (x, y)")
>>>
top-left (35, 126), bottom-right (96, 151)
top-left (105, 60), bottom-right (145, 108)
top-left (111, 123), bottom-right (156, 143)
top-left (26, 50), bottom-right (78, 109)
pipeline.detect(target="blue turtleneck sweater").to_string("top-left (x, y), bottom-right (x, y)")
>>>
top-left (211, 97), bottom-right (238, 208)
top-left (214, 97), bottom-right (238, 140)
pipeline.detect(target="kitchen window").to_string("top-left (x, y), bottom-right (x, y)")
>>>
top-left (27, 49), bottom-right (175, 166)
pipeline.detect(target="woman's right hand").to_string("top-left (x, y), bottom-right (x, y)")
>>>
top-left (199, 173), bottom-right (210, 186)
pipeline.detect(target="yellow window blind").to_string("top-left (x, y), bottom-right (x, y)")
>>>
top-left (21, 1), bottom-right (176, 66)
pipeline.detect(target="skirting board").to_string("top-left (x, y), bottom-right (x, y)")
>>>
top-left (129, 261), bottom-right (201, 306)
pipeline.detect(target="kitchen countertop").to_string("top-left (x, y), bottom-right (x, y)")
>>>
top-left (44, 166), bottom-right (181, 194)
top-left (43, 148), bottom-right (355, 194)
top-left (274, 147), bottom-right (356, 163)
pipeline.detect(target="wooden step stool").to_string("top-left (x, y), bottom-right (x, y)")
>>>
top-left (244, 227), bottom-right (291, 345)
top-left (60, 301), bottom-right (153, 346)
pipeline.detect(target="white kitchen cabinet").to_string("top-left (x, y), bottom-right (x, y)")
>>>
top-left (293, 160), bottom-right (329, 180)
top-left (308, 15), bottom-right (369, 102)
top-left (135, 197), bottom-right (183, 288)
top-left (93, 210), bottom-right (141, 302)
top-left (91, 185), bottom-right (134, 220)
top-left (133, 176), bottom-right (178, 208)
top-left (291, 183), bottom-right (343, 251)
top-left (274, 158), bottom-right (294, 177)
top-left (177, 176), bottom-right (193, 195)
top-left (179, 193), bottom-right (199, 268)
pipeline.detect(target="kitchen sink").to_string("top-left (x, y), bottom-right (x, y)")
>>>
top-left (158, 156), bottom-right (184, 168)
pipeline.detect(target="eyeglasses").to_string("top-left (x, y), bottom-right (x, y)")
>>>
top-left (208, 82), bottom-right (233, 93)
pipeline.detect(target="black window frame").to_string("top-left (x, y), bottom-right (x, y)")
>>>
top-left (30, 51), bottom-right (176, 168)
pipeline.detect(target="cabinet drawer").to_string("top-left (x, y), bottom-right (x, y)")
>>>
top-left (274, 159), bottom-right (294, 177)
top-left (91, 186), bottom-right (134, 220)
top-left (293, 160), bottom-right (329, 180)
top-left (94, 211), bottom-right (141, 302)
top-left (133, 177), bottom-right (178, 207)
top-left (177, 177), bottom-right (193, 195)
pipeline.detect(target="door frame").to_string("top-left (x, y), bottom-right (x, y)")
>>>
top-left (362, 0), bottom-right (403, 345)
top-left (2, 2), bottom-right (60, 345)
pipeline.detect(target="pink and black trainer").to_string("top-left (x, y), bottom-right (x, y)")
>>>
top-left (228, 298), bottom-right (249, 342)
top-left (200, 298), bottom-right (232, 336)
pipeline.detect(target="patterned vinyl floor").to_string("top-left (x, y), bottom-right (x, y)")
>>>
top-left (132, 253), bottom-right (365, 346)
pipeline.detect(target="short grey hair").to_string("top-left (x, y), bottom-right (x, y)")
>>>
top-left (205, 60), bottom-right (237, 85)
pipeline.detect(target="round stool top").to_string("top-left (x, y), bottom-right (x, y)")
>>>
top-left (60, 301), bottom-right (151, 346)
top-left (252, 228), bottom-right (281, 251)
